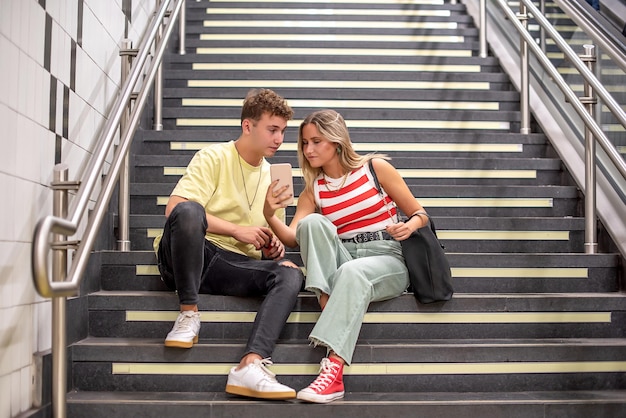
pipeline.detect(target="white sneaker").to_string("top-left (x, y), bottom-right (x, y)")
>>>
top-left (225, 358), bottom-right (296, 400)
top-left (164, 311), bottom-right (200, 348)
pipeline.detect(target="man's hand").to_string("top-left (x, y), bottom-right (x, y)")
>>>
top-left (262, 234), bottom-right (286, 260)
top-left (233, 225), bottom-right (273, 250)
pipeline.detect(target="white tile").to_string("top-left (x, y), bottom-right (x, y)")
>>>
top-left (18, 52), bottom-right (37, 122)
top-left (0, 103), bottom-right (18, 177)
top-left (18, 0), bottom-right (30, 54)
top-left (39, 129), bottom-right (56, 186)
top-left (46, 0), bottom-right (61, 28)
top-left (0, 305), bottom-right (32, 376)
top-left (0, 244), bottom-right (17, 310)
top-left (13, 178), bottom-right (40, 244)
top-left (58, 29), bottom-right (70, 87)
top-left (0, 173), bottom-right (15, 241)
top-left (11, 241), bottom-right (33, 297)
top-left (10, 369), bottom-right (20, 416)
top-left (17, 51), bottom-right (30, 116)
top-left (0, 34), bottom-right (20, 111)
top-left (50, 19), bottom-right (60, 80)
top-left (0, 372), bottom-right (10, 418)
top-left (29, 2), bottom-right (45, 67)
top-left (15, 115), bottom-right (42, 183)
top-left (35, 65), bottom-right (50, 129)
top-left (61, 136), bottom-right (90, 181)
top-left (34, 301), bottom-right (51, 352)
top-left (20, 365), bottom-right (31, 413)
top-left (58, 0), bottom-right (67, 28)
top-left (81, 7), bottom-right (105, 71)
top-left (8, 0), bottom-right (21, 46)
top-left (68, 89), bottom-right (86, 143)
top-left (66, 0), bottom-right (78, 41)
top-left (0, 0), bottom-right (13, 39)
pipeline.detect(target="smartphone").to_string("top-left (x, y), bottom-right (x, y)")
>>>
top-left (270, 163), bottom-right (295, 205)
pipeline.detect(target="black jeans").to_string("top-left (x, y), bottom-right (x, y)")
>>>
top-left (157, 201), bottom-right (303, 358)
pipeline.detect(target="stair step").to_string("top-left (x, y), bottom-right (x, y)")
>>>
top-left (70, 337), bottom-right (626, 393)
top-left (66, 390), bottom-right (626, 418)
top-left (86, 291), bottom-right (626, 341)
top-left (100, 250), bottom-right (619, 293)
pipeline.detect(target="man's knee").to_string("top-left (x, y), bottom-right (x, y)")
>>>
top-left (276, 265), bottom-right (304, 295)
top-left (169, 200), bottom-right (205, 221)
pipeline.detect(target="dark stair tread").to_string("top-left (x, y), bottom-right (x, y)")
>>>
top-left (99, 250), bottom-right (619, 267)
top-left (87, 290), bottom-right (626, 312)
top-left (138, 129), bottom-right (549, 143)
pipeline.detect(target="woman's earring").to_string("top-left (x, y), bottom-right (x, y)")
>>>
top-left (336, 146), bottom-right (342, 154)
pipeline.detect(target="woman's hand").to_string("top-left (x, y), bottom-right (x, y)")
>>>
top-left (385, 221), bottom-right (414, 241)
top-left (263, 180), bottom-right (292, 220)
top-left (386, 213), bottom-right (427, 241)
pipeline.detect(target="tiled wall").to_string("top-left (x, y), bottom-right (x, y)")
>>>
top-left (0, 1), bottom-right (153, 416)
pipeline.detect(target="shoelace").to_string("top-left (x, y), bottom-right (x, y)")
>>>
top-left (308, 358), bottom-right (340, 391)
top-left (255, 358), bottom-right (278, 382)
top-left (176, 311), bottom-right (198, 332)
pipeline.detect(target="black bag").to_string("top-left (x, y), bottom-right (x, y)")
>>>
top-left (368, 160), bottom-right (453, 304)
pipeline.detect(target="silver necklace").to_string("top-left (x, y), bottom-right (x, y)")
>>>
top-left (237, 152), bottom-right (262, 210)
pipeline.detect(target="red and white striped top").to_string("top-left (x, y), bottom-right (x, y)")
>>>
top-left (313, 163), bottom-right (398, 239)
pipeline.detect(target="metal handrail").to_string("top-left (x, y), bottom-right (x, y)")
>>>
top-left (465, 0), bottom-right (626, 256)
top-left (31, 0), bottom-right (184, 298)
top-left (555, 0), bottom-right (626, 73)
top-left (495, 0), bottom-right (626, 179)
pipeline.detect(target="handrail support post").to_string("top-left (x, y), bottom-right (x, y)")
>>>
top-left (153, 1), bottom-right (164, 131)
top-left (518, 5), bottom-right (531, 134)
top-left (479, 0), bottom-right (487, 58)
top-left (179, 0), bottom-right (186, 55)
top-left (118, 39), bottom-right (136, 251)
top-left (581, 44), bottom-right (598, 254)
top-left (51, 164), bottom-right (70, 418)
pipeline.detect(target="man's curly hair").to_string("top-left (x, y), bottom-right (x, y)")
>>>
top-left (240, 88), bottom-right (294, 123)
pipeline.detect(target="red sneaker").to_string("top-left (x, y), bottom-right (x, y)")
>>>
top-left (297, 357), bottom-right (345, 403)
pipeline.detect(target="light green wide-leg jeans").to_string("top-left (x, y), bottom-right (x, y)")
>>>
top-left (296, 213), bottom-right (410, 365)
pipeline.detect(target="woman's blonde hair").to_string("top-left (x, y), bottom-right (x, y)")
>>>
top-left (297, 109), bottom-right (387, 194)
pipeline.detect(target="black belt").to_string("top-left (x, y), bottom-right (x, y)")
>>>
top-left (341, 230), bottom-right (393, 244)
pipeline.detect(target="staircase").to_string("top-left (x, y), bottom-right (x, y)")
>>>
top-left (65, 1), bottom-right (626, 416)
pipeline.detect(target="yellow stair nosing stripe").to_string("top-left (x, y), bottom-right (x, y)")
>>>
top-left (204, 8), bottom-right (452, 17)
top-left (126, 310), bottom-right (610, 324)
top-left (156, 196), bottom-right (554, 208)
top-left (451, 267), bottom-right (588, 278)
top-left (191, 63), bottom-right (481, 73)
top-left (437, 231), bottom-right (570, 240)
top-left (210, 0), bottom-right (445, 3)
top-left (187, 80), bottom-right (490, 90)
top-left (181, 98), bottom-right (499, 111)
top-left (137, 265), bottom-right (588, 279)
top-left (170, 142), bottom-right (523, 153)
top-left (199, 34), bottom-right (464, 43)
top-left (143, 230), bottom-right (570, 241)
top-left (112, 361), bottom-right (626, 376)
top-left (176, 119), bottom-right (508, 130)
top-left (195, 47), bottom-right (473, 57)
top-left (164, 166), bottom-right (536, 179)
top-left (203, 20), bottom-right (458, 30)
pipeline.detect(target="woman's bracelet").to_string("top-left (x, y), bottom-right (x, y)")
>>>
top-left (407, 211), bottom-right (430, 225)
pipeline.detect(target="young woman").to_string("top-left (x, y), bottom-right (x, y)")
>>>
top-left (264, 109), bottom-right (430, 403)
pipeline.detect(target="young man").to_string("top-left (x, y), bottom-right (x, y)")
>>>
top-left (154, 89), bottom-right (303, 400)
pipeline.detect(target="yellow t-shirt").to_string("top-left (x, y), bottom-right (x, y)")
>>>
top-left (153, 141), bottom-right (285, 259)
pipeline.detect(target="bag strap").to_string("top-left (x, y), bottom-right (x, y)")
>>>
top-left (368, 159), bottom-right (441, 242)
top-left (368, 159), bottom-right (396, 221)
